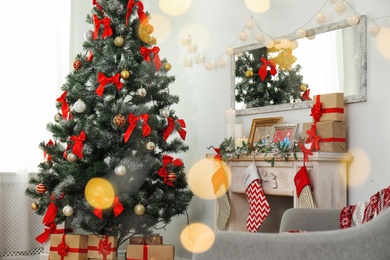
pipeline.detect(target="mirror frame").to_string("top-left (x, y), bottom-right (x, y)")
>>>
top-left (231, 15), bottom-right (367, 116)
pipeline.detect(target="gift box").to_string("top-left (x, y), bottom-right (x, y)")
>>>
top-left (42, 222), bottom-right (73, 253)
top-left (126, 244), bottom-right (174, 260)
top-left (87, 235), bottom-right (117, 259)
top-left (49, 234), bottom-right (88, 260)
top-left (129, 235), bottom-right (163, 245)
top-left (312, 92), bottom-right (344, 122)
top-left (302, 121), bottom-right (347, 152)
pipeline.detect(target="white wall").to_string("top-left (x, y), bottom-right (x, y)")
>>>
top-left (71, 1), bottom-right (390, 258)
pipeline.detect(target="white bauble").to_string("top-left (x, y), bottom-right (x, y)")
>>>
top-left (74, 99), bottom-right (86, 113)
top-left (115, 165), bottom-right (127, 176)
top-left (63, 205), bottom-right (74, 217)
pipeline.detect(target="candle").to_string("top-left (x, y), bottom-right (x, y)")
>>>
top-left (234, 124), bottom-right (244, 139)
top-left (235, 136), bottom-right (248, 147)
top-left (226, 124), bottom-right (235, 139)
top-left (225, 109), bottom-right (236, 125)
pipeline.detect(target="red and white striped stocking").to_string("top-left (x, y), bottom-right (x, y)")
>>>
top-left (245, 163), bottom-right (270, 232)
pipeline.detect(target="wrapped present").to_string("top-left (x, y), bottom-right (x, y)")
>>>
top-left (311, 93), bottom-right (344, 122)
top-left (126, 244), bottom-right (174, 260)
top-left (302, 121), bottom-right (347, 153)
top-left (42, 222), bottom-right (73, 253)
top-left (129, 235), bottom-right (163, 245)
top-left (88, 235), bottom-right (117, 259)
top-left (49, 234), bottom-right (88, 260)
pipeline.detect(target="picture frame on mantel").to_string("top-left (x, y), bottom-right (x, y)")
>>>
top-left (248, 117), bottom-right (283, 148)
top-left (270, 123), bottom-right (299, 149)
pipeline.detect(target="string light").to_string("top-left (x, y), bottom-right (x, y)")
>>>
top-left (181, 0), bottom-right (390, 71)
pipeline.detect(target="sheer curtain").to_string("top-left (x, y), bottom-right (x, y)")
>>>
top-left (0, 0), bottom-right (71, 257)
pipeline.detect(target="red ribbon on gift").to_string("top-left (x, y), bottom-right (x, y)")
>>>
top-left (87, 235), bottom-right (116, 260)
top-left (93, 196), bottom-right (124, 219)
top-left (56, 91), bottom-right (71, 120)
top-left (140, 46), bottom-right (162, 71)
top-left (258, 57), bottom-right (277, 81)
top-left (124, 114), bottom-right (151, 143)
top-left (320, 137), bottom-right (346, 143)
top-left (305, 123), bottom-right (321, 152)
top-left (126, 0), bottom-right (147, 26)
top-left (126, 244), bottom-right (149, 260)
top-left (50, 234), bottom-right (88, 260)
top-left (96, 72), bottom-right (123, 97)
top-left (163, 118), bottom-right (187, 141)
top-left (44, 139), bottom-right (54, 161)
top-left (311, 95), bottom-right (344, 122)
top-left (158, 155), bottom-right (183, 186)
top-left (70, 130), bottom-right (86, 159)
top-left (93, 14), bottom-right (113, 40)
top-left (294, 165), bottom-right (312, 197)
top-left (297, 141), bottom-right (313, 165)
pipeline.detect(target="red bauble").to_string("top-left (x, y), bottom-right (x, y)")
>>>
top-left (36, 183), bottom-right (47, 194)
top-left (167, 173), bottom-right (177, 182)
top-left (86, 51), bottom-right (93, 62)
top-left (73, 60), bottom-right (82, 70)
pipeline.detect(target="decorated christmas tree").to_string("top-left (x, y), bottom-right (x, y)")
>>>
top-left (235, 44), bottom-right (310, 108)
top-left (25, 0), bottom-right (193, 246)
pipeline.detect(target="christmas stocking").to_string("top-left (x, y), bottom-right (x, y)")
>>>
top-left (245, 162), bottom-right (270, 232)
top-left (212, 166), bottom-right (231, 231)
top-left (294, 165), bottom-right (317, 208)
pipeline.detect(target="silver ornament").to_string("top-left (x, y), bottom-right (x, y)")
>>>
top-left (160, 108), bottom-right (170, 118)
top-left (84, 30), bottom-right (94, 41)
top-left (137, 88), bottom-right (147, 97)
top-left (73, 99), bottom-right (86, 113)
top-left (146, 141), bottom-right (156, 151)
top-left (63, 205), bottom-right (74, 217)
top-left (54, 113), bottom-right (62, 122)
top-left (67, 153), bottom-right (77, 163)
top-left (115, 165), bottom-right (127, 176)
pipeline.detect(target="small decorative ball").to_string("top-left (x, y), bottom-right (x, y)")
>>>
top-left (300, 84), bottom-right (308, 92)
top-left (121, 69), bottom-right (130, 79)
top-left (63, 205), bottom-right (74, 217)
top-left (44, 160), bottom-right (53, 168)
top-left (67, 153), bottom-right (78, 163)
top-left (73, 99), bottom-right (86, 113)
top-left (114, 36), bottom-right (125, 47)
top-left (134, 203), bottom-right (145, 216)
top-left (167, 172), bottom-right (177, 182)
top-left (146, 141), bottom-right (156, 151)
top-left (36, 183), bottom-right (47, 194)
top-left (31, 202), bottom-right (39, 210)
top-left (137, 88), bottom-right (147, 97)
top-left (115, 165), bottom-right (127, 177)
top-left (84, 30), bottom-right (94, 41)
top-left (245, 70), bottom-right (254, 78)
top-left (86, 51), bottom-right (94, 62)
top-left (113, 114), bottom-right (126, 127)
top-left (54, 113), bottom-right (62, 122)
top-left (145, 24), bottom-right (154, 34)
top-left (163, 63), bottom-right (172, 72)
top-left (73, 60), bottom-right (82, 70)
top-left (160, 108), bottom-right (170, 118)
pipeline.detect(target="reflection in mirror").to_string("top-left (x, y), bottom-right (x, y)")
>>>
top-left (231, 16), bottom-right (367, 115)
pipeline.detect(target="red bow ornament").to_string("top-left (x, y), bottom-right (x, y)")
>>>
top-left (310, 96), bottom-right (322, 122)
top-left (258, 57), bottom-right (277, 81)
top-left (297, 140), bottom-right (313, 165)
top-left (44, 139), bottom-right (54, 161)
top-left (96, 72), bottom-right (123, 97)
top-left (70, 130), bottom-right (86, 159)
top-left (140, 46), bottom-right (162, 71)
top-left (56, 91), bottom-right (71, 120)
top-left (158, 155), bottom-right (184, 186)
top-left (126, 0), bottom-right (147, 26)
top-left (301, 89), bottom-right (311, 101)
top-left (93, 196), bottom-right (124, 219)
top-left (163, 118), bottom-right (187, 141)
top-left (305, 123), bottom-right (321, 152)
top-left (124, 114), bottom-right (152, 143)
top-left (93, 14), bottom-right (113, 40)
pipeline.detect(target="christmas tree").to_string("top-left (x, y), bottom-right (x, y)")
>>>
top-left (235, 44), bottom-right (310, 108)
top-left (25, 0), bottom-right (193, 246)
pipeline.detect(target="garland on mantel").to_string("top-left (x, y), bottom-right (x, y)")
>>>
top-left (208, 137), bottom-right (306, 167)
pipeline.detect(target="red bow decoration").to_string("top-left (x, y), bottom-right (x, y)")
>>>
top-left (163, 118), bottom-right (187, 141)
top-left (57, 235), bottom-right (69, 258)
top-left (213, 147), bottom-right (222, 161)
top-left (140, 46), bottom-right (162, 71)
top-left (124, 114), bottom-right (152, 143)
top-left (56, 91), bottom-right (71, 120)
top-left (158, 155), bottom-right (184, 186)
top-left (92, 0), bottom-right (103, 11)
top-left (301, 89), bottom-right (311, 101)
top-left (258, 57), bottom-right (277, 81)
top-left (93, 14), bottom-right (113, 40)
top-left (96, 72), bottom-right (123, 97)
top-left (70, 130), bottom-right (86, 159)
top-left (297, 140), bottom-right (313, 165)
top-left (126, 0), bottom-right (147, 26)
top-left (93, 196), bottom-right (124, 219)
top-left (310, 95), bottom-right (322, 122)
top-left (305, 123), bottom-right (321, 152)
top-left (44, 139), bottom-right (54, 161)
top-left (97, 236), bottom-right (112, 259)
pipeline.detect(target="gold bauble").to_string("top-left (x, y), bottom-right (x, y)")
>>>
top-left (114, 36), bottom-right (125, 47)
top-left (145, 24), bottom-right (154, 34)
top-left (67, 153), bottom-right (78, 163)
top-left (300, 84), bottom-right (307, 92)
top-left (245, 70), bottom-right (254, 78)
top-left (163, 63), bottom-right (172, 72)
top-left (31, 202), bottom-right (39, 210)
top-left (121, 69), bottom-right (130, 79)
top-left (134, 203), bottom-right (146, 216)
top-left (113, 114), bottom-right (126, 127)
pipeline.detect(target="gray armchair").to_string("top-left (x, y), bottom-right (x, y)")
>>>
top-left (192, 207), bottom-right (390, 260)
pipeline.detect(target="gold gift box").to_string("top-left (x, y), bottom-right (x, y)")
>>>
top-left (126, 244), bottom-right (174, 260)
top-left (49, 234), bottom-right (88, 260)
top-left (302, 121), bottom-right (347, 153)
top-left (87, 235), bottom-right (117, 259)
top-left (129, 235), bottom-right (163, 245)
top-left (312, 92), bottom-right (344, 122)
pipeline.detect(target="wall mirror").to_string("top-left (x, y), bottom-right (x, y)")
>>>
top-left (231, 15), bottom-right (367, 116)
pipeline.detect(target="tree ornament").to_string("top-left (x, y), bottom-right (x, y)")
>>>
top-left (163, 63), bottom-right (172, 72)
top-left (54, 113), bottom-right (62, 122)
top-left (113, 114), bottom-right (126, 127)
top-left (134, 203), bottom-right (145, 216)
top-left (137, 88), bottom-right (147, 97)
top-left (45, 160), bottom-right (53, 168)
top-left (146, 141), bottom-right (156, 151)
top-left (84, 30), bottom-right (94, 41)
top-left (86, 51), bottom-right (94, 62)
top-left (67, 153), bottom-right (78, 163)
top-left (245, 70), bottom-right (254, 78)
top-left (73, 99), bottom-right (86, 113)
top-left (121, 69), bottom-right (130, 79)
top-left (73, 60), bottom-right (82, 70)
top-left (115, 165), bottom-right (127, 177)
top-left (63, 205), bottom-right (74, 217)
top-left (36, 183), bottom-right (47, 194)
top-left (160, 108), bottom-right (170, 118)
top-left (31, 202), bottom-right (39, 210)
top-left (167, 172), bottom-right (177, 183)
top-left (114, 36), bottom-right (125, 47)
top-left (145, 24), bottom-right (154, 34)
top-left (300, 84), bottom-right (308, 92)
